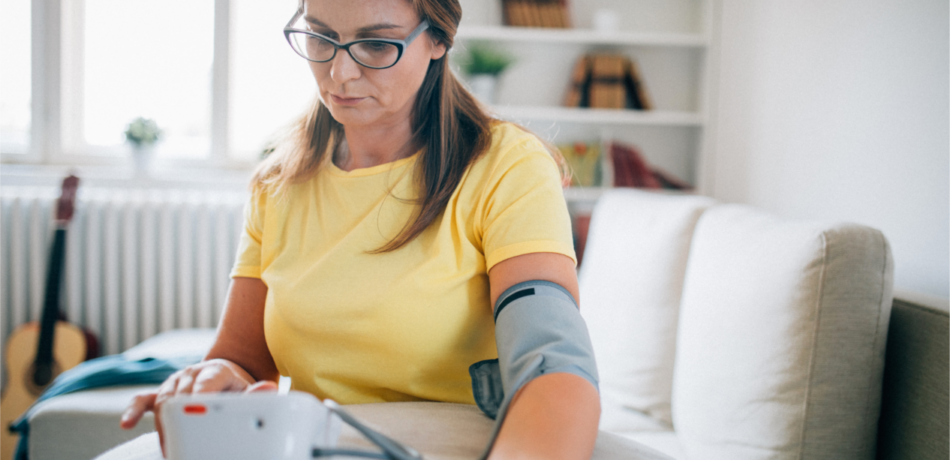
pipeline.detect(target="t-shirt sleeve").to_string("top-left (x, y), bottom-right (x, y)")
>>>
top-left (478, 136), bottom-right (577, 272)
top-left (230, 189), bottom-right (266, 279)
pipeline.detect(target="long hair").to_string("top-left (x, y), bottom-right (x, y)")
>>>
top-left (251, 0), bottom-right (567, 253)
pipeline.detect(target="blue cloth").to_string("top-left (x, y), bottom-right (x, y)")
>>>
top-left (11, 353), bottom-right (201, 460)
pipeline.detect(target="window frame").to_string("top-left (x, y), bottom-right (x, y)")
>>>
top-left (1, 0), bottom-right (254, 170)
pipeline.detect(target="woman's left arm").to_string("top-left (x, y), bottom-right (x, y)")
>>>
top-left (487, 252), bottom-right (601, 460)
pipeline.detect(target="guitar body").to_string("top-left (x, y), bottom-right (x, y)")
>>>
top-left (0, 321), bottom-right (86, 460)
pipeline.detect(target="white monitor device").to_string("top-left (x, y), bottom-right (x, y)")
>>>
top-left (162, 391), bottom-right (341, 460)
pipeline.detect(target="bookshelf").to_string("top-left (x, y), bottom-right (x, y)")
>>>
top-left (457, 25), bottom-right (708, 48)
top-left (455, 0), bottom-right (717, 205)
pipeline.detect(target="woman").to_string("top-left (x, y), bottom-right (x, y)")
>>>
top-left (121, 0), bottom-right (600, 458)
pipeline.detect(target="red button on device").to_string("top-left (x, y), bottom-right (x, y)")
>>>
top-left (183, 404), bottom-right (207, 415)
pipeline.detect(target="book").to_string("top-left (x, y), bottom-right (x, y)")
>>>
top-left (535, 2), bottom-right (555, 27)
top-left (557, 0), bottom-right (572, 28)
top-left (525, 1), bottom-right (543, 27)
top-left (572, 213), bottom-right (592, 268)
top-left (563, 55), bottom-right (590, 107)
top-left (503, 0), bottom-right (527, 27)
top-left (609, 141), bottom-right (692, 190)
top-left (502, 0), bottom-right (514, 26)
top-left (589, 54), bottom-right (626, 109)
top-left (624, 58), bottom-right (653, 110)
top-left (503, 0), bottom-right (571, 28)
top-left (610, 142), bottom-right (660, 188)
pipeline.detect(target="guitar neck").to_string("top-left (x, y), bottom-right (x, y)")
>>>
top-left (36, 228), bottom-right (67, 366)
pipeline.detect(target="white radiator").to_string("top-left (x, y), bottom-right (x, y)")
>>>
top-left (0, 186), bottom-right (247, 363)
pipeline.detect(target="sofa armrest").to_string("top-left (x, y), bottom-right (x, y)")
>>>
top-left (876, 294), bottom-right (949, 460)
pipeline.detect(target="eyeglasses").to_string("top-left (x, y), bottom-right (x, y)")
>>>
top-left (283, 10), bottom-right (430, 70)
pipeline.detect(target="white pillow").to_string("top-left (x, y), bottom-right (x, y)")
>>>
top-left (579, 189), bottom-right (714, 431)
top-left (672, 205), bottom-right (893, 459)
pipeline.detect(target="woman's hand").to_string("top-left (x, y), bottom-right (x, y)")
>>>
top-left (119, 359), bottom-right (278, 457)
top-left (119, 278), bottom-right (276, 457)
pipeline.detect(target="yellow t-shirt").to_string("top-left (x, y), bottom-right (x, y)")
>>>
top-left (231, 122), bottom-right (576, 405)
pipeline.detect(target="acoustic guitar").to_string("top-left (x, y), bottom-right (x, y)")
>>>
top-left (1, 175), bottom-right (91, 460)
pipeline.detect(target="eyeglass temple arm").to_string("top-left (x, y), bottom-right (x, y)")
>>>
top-left (285, 8), bottom-right (303, 30)
top-left (404, 20), bottom-right (430, 45)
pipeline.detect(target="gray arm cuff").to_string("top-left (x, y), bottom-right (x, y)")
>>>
top-left (470, 280), bottom-right (599, 459)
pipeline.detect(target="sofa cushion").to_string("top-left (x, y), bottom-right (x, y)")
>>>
top-left (29, 385), bottom-right (159, 460)
top-left (621, 431), bottom-right (685, 460)
top-left (579, 189), bottom-right (714, 431)
top-left (27, 329), bottom-right (216, 460)
top-left (672, 205), bottom-right (893, 459)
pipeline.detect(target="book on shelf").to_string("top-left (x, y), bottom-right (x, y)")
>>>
top-left (563, 55), bottom-right (590, 107)
top-left (558, 0), bottom-right (571, 27)
top-left (610, 141), bottom-right (659, 188)
top-left (609, 141), bottom-right (691, 190)
top-left (589, 54), bottom-right (626, 109)
top-left (502, 0), bottom-right (570, 28)
top-left (624, 59), bottom-right (653, 110)
top-left (526, 1), bottom-right (543, 27)
top-left (502, 1), bottom-right (524, 26)
top-left (539, 3), bottom-right (556, 27)
top-left (563, 53), bottom-right (652, 111)
top-left (572, 213), bottom-right (592, 268)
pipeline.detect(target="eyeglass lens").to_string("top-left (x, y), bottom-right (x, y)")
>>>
top-left (289, 33), bottom-right (400, 68)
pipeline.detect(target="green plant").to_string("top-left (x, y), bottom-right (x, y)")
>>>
top-left (124, 117), bottom-right (162, 147)
top-left (460, 43), bottom-right (514, 76)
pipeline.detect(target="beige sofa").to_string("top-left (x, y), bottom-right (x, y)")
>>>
top-left (27, 189), bottom-right (949, 459)
top-left (579, 189), bottom-right (946, 459)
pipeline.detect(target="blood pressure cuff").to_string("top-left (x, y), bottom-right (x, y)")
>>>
top-left (469, 280), bottom-right (599, 457)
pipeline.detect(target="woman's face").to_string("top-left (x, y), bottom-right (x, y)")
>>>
top-left (301, 0), bottom-right (446, 130)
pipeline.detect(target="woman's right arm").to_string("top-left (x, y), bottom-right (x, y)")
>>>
top-left (119, 277), bottom-right (278, 449)
top-left (202, 276), bottom-right (278, 382)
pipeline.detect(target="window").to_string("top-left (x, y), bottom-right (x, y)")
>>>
top-left (0, 0), bottom-right (31, 155)
top-left (231, 0), bottom-right (314, 161)
top-left (1, 0), bottom-right (315, 168)
top-left (65, 0), bottom-right (214, 158)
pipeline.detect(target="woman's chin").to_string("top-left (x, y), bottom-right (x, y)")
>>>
top-left (327, 107), bottom-right (379, 128)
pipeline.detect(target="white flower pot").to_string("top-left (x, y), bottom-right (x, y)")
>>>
top-left (132, 145), bottom-right (155, 177)
top-left (469, 74), bottom-right (499, 104)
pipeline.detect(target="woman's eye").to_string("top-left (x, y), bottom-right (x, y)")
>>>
top-left (365, 42), bottom-right (391, 52)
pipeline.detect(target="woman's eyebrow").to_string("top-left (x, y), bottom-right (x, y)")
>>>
top-left (303, 16), bottom-right (404, 34)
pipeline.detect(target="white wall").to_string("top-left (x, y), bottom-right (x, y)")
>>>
top-left (710, 0), bottom-right (949, 299)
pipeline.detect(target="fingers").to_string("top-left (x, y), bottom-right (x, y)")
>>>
top-left (245, 380), bottom-right (279, 393)
top-left (120, 360), bottom-right (264, 458)
top-left (174, 371), bottom-right (196, 395)
top-left (156, 409), bottom-right (166, 458)
top-left (120, 391), bottom-right (157, 430)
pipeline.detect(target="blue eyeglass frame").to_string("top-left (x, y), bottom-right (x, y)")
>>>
top-left (283, 9), bottom-right (430, 70)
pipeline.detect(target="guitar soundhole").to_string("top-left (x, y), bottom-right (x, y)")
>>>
top-left (24, 361), bottom-right (61, 397)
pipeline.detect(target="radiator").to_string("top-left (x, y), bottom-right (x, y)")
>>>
top-left (1, 186), bottom-right (247, 364)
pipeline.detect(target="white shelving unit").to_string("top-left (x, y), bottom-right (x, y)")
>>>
top-left (457, 25), bottom-right (708, 48)
top-left (454, 0), bottom-right (717, 205)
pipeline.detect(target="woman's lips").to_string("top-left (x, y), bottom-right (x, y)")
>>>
top-left (331, 94), bottom-right (366, 106)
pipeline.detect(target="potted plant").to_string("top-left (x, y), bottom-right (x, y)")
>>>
top-left (124, 117), bottom-right (162, 176)
top-left (460, 43), bottom-right (513, 104)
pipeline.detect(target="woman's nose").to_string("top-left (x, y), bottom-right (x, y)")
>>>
top-left (330, 48), bottom-right (362, 83)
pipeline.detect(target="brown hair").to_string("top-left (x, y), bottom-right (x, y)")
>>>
top-left (251, 0), bottom-right (567, 252)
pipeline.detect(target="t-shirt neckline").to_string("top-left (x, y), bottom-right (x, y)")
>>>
top-left (326, 150), bottom-right (421, 178)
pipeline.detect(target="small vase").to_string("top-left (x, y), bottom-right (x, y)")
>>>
top-left (469, 74), bottom-right (499, 104)
top-left (132, 145), bottom-right (154, 177)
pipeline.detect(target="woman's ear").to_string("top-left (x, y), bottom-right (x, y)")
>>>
top-left (430, 40), bottom-right (447, 60)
